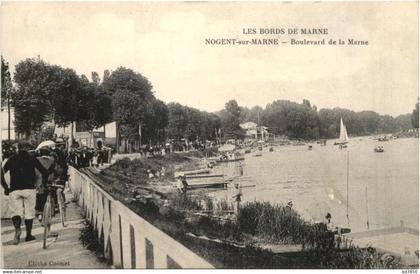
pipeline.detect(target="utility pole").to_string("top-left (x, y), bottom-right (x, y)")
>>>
top-left (346, 150), bottom-right (350, 227)
top-left (7, 94), bottom-right (11, 141)
top-left (116, 121), bottom-right (120, 153)
top-left (139, 122), bottom-right (142, 147)
top-left (365, 184), bottom-right (370, 230)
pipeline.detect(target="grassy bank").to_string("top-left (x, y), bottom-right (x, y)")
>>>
top-left (103, 152), bottom-right (203, 183)
top-left (160, 196), bottom-right (402, 268)
top-left (123, 194), bottom-right (402, 268)
top-left (92, 153), bottom-right (204, 202)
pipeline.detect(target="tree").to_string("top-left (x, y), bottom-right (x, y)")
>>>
top-left (12, 58), bottom-right (52, 138)
top-left (102, 67), bottom-right (155, 152)
top-left (1, 56), bottom-right (13, 140)
top-left (378, 115), bottom-right (397, 133)
top-left (219, 100), bottom-right (244, 141)
top-left (167, 103), bottom-right (188, 141)
top-left (92, 87), bottom-right (113, 128)
top-left (412, 99), bottom-right (419, 129)
top-left (240, 105), bottom-right (263, 124)
top-left (13, 57), bottom-right (102, 142)
top-left (142, 99), bottom-right (169, 144)
top-left (75, 74), bottom-right (113, 132)
top-left (75, 77), bottom-right (112, 132)
top-left (103, 70), bottom-right (111, 84)
top-left (51, 67), bottom-right (87, 128)
top-left (262, 100), bottom-right (294, 135)
top-left (91, 71), bottom-right (101, 85)
top-left (167, 103), bottom-right (221, 147)
top-left (395, 113), bottom-right (413, 131)
top-left (260, 99), bottom-right (319, 139)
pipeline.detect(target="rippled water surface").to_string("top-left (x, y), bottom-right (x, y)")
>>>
top-left (212, 137), bottom-right (418, 232)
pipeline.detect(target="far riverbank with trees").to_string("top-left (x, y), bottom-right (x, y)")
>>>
top-left (1, 56), bottom-right (419, 152)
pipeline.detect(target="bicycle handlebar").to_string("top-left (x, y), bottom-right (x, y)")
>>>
top-left (46, 182), bottom-right (65, 189)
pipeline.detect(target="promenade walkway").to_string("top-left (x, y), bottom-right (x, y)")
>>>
top-left (1, 190), bottom-right (109, 269)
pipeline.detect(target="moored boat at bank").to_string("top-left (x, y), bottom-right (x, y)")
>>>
top-left (216, 151), bottom-right (245, 162)
top-left (377, 136), bottom-right (389, 142)
top-left (374, 146), bottom-right (384, 153)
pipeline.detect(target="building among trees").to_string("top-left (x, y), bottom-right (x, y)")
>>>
top-left (1, 106), bottom-right (16, 140)
top-left (240, 121), bottom-right (269, 140)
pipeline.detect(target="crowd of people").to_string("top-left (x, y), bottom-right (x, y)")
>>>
top-left (67, 141), bottom-right (112, 168)
top-left (0, 139), bottom-right (112, 245)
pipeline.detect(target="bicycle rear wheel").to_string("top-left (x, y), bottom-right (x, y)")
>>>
top-left (56, 188), bottom-right (66, 227)
top-left (43, 195), bottom-right (51, 249)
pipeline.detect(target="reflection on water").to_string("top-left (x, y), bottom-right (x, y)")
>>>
top-left (212, 138), bottom-right (418, 233)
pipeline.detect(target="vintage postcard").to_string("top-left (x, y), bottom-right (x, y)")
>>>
top-left (0, 1), bottom-right (419, 270)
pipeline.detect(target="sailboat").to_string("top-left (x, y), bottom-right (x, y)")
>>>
top-left (335, 118), bottom-right (349, 148)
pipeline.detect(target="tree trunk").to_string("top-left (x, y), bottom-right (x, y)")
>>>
top-left (69, 122), bottom-right (74, 149)
top-left (53, 122), bottom-right (57, 139)
top-left (116, 122), bottom-right (120, 153)
top-left (90, 130), bottom-right (94, 148)
top-left (7, 95), bottom-right (11, 141)
top-left (139, 122), bottom-right (142, 148)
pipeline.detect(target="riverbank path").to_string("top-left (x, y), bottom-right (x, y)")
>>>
top-left (1, 190), bottom-right (109, 269)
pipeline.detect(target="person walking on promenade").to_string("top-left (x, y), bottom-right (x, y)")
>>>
top-left (1, 142), bottom-right (54, 244)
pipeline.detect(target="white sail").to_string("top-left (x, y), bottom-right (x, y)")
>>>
top-left (339, 118), bottom-right (349, 143)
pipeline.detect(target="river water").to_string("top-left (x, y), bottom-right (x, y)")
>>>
top-left (211, 137), bottom-right (418, 233)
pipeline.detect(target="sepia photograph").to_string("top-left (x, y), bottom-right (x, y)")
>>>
top-left (0, 1), bottom-right (419, 270)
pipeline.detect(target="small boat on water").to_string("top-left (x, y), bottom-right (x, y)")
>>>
top-left (318, 139), bottom-right (327, 146)
top-left (175, 169), bottom-right (210, 177)
top-left (292, 141), bottom-right (306, 146)
top-left (216, 151), bottom-right (245, 162)
top-left (374, 146), bottom-right (384, 153)
top-left (254, 153), bottom-right (262, 157)
top-left (337, 118), bottom-right (349, 149)
top-left (269, 147), bottom-right (274, 152)
top-left (378, 136), bottom-right (389, 142)
top-left (308, 145), bottom-right (313, 150)
top-left (216, 145), bottom-right (245, 162)
top-left (187, 181), bottom-right (228, 190)
top-left (339, 143), bottom-right (348, 149)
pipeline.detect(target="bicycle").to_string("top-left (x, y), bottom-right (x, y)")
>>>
top-left (42, 181), bottom-right (66, 249)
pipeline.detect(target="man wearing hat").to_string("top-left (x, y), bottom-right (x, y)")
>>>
top-left (1, 142), bottom-right (54, 244)
top-left (324, 212), bottom-right (335, 231)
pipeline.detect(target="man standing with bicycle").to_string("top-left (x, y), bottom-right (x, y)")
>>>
top-left (1, 142), bottom-right (54, 245)
top-left (35, 147), bottom-right (56, 221)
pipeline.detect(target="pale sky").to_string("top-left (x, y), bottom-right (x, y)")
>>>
top-left (1, 2), bottom-right (418, 116)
